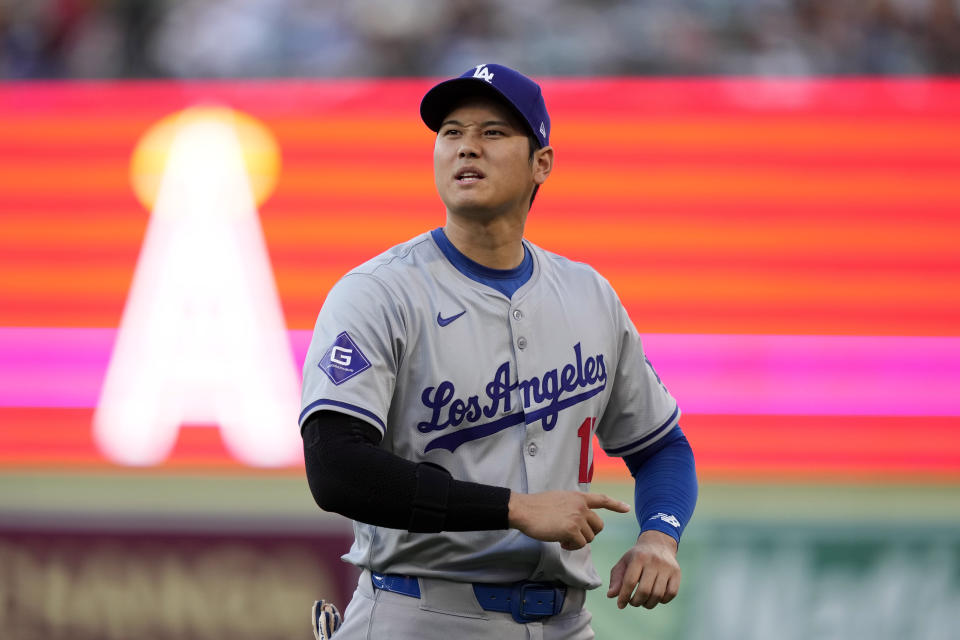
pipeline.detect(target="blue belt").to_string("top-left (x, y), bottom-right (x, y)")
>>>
top-left (370, 572), bottom-right (567, 624)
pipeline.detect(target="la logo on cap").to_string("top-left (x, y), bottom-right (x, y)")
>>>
top-left (473, 64), bottom-right (495, 83)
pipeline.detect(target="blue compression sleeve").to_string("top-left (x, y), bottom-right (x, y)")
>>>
top-left (622, 425), bottom-right (698, 543)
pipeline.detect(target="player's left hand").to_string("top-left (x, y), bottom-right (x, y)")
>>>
top-left (606, 530), bottom-right (681, 610)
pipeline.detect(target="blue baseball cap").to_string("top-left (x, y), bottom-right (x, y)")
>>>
top-left (420, 64), bottom-right (550, 148)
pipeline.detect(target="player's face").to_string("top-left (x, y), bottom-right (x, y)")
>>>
top-left (434, 97), bottom-right (552, 221)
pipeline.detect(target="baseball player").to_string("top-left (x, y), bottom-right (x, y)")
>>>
top-left (300, 64), bottom-right (698, 639)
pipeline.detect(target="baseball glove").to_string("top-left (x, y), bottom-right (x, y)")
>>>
top-left (311, 599), bottom-right (343, 640)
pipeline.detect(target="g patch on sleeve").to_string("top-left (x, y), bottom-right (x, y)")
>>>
top-left (318, 331), bottom-right (372, 385)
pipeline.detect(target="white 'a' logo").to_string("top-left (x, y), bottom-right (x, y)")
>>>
top-left (473, 64), bottom-right (495, 83)
top-left (93, 107), bottom-right (301, 468)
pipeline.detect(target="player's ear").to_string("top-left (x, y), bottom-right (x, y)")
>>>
top-left (532, 146), bottom-right (553, 186)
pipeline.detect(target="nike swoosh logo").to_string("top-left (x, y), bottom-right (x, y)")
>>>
top-left (437, 310), bottom-right (466, 327)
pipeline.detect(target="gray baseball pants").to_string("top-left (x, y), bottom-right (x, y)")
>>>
top-left (332, 569), bottom-right (594, 640)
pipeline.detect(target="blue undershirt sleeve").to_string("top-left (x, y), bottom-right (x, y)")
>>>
top-left (622, 425), bottom-right (698, 543)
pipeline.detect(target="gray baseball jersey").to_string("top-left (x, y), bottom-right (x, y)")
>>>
top-left (299, 231), bottom-right (679, 590)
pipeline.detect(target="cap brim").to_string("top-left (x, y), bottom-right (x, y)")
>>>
top-left (420, 77), bottom-right (532, 139)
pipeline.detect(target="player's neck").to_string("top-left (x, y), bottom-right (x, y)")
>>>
top-left (443, 216), bottom-right (526, 270)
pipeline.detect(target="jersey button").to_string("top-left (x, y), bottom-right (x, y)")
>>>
top-left (512, 309), bottom-right (523, 321)
top-left (517, 336), bottom-right (527, 349)
top-left (527, 442), bottom-right (538, 457)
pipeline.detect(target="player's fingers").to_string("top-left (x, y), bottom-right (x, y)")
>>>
top-left (580, 521), bottom-right (596, 544)
top-left (561, 530), bottom-right (588, 551)
top-left (661, 571), bottom-right (682, 604)
top-left (630, 565), bottom-right (658, 608)
top-left (640, 573), bottom-right (669, 609)
top-left (584, 493), bottom-right (630, 513)
top-left (585, 508), bottom-right (605, 535)
top-left (607, 558), bottom-right (626, 597)
top-left (617, 564), bottom-right (643, 609)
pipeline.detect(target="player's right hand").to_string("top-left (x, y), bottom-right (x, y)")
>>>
top-left (507, 491), bottom-right (630, 550)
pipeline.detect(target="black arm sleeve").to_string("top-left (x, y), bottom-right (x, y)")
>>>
top-left (302, 410), bottom-right (510, 532)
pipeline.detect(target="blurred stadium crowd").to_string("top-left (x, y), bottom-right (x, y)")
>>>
top-left (1, 0), bottom-right (959, 79)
